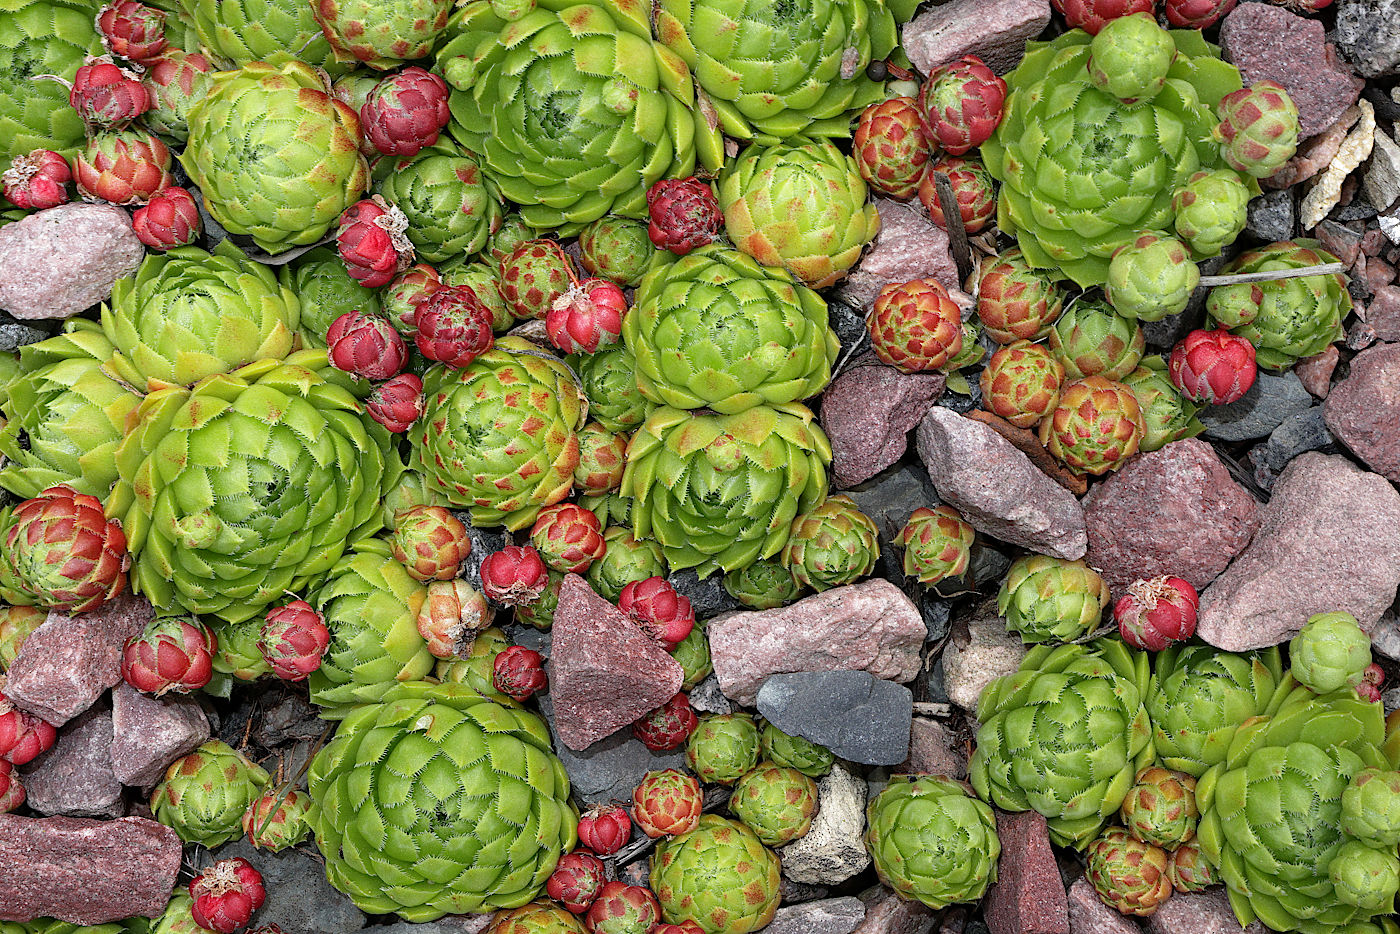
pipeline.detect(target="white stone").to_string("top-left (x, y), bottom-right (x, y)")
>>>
top-left (778, 762), bottom-right (870, 885)
top-left (940, 602), bottom-right (1027, 712)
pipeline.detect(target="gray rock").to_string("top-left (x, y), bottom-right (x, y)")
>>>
top-left (844, 463), bottom-right (941, 537)
top-left (21, 704), bottom-right (121, 818)
top-left (1066, 876), bottom-right (1141, 934)
top-left (1143, 887), bottom-right (1266, 934)
top-left (108, 683), bottom-right (210, 788)
top-left (940, 602), bottom-right (1028, 712)
top-left (687, 675), bottom-right (733, 716)
top-left (1247, 190), bottom-right (1296, 243)
top-left (757, 671), bottom-right (912, 766)
top-left (763, 898), bottom-right (867, 934)
top-left (1249, 407), bottom-right (1334, 489)
top-left (1336, 0), bottom-right (1400, 78)
top-left (1372, 611), bottom-right (1400, 662)
top-left (453, 518), bottom-right (510, 595)
top-left (1200, 372), bottom-right (1314, 441)
top-left (536, 693), bottom-right (686, 803)
top-left (903, 0), bottom-right (1049, 74)
top-left (374, 918), bottom-right (494, 934)
top-left (852, 887), bottom-right (936, 934)
top-left (667, 567), bottom-right (741, 618)
top-left (1367, 128), bottom-right (1400, 213)
top-left (779, 762), bottom-right (870, 885)
top-left (0, 314), bottom-right (48, 352)
top-left (213, 840), bottom-right (367, 934)
top-left (0, 204), bottom-right (146, 320)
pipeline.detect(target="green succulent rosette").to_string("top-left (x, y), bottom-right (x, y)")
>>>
top-left (412, 339), bottom-right (587, 531)
top-left (653, 0), bottom-right (902, 143)
top-left (377, 140), bottom-right (504, 264)
top-left (718, 138), bottom-right (879, 289)
top-left (585, 527), bottom-right (667, 601)
top-left (514, 569), bottom-right (563, 630)
top-left (178, 0), bottom-right (343, 72)
top-left (1290, 611), bottom-right (1372, 694)
top-left (579, 215), bottom-right (656, 287)
top-left (140, 49), bottom-right (212, 145)
top-left (151, 740), bottom-right (269, 848)
top-left (0, 321), bottom-right (140, 501)
top-left (780, 494), bottom-right (879, 592)
top-left (1205, 239), bottom-right (1349, 370)
top-left (624, 245), bottom-right (839, 414)
top-left (437, 0), bottom-right (722, 234)
top-left (281, 246), bottom-right (382, 348)
top-left (997, 555), bottom-right (1111, 644)
top-left (971, 640), bottom-right (1154, 848)
top-left (1172, 168), bottom-right (1249, 257)
top-left (209, 615), bottom-right (272, 680)
top-left (760, 722), bottom-right (832, 778)
top-left (0, 206), bottom-right (25, 230)
top-left (1120, 766), bottom-right (1198, 849)
top-left (571, 346), bottom-right (656, 434)
top-left (308, 680), bottom-right (578, 921)
top-left (0, 605), bottom-right (44, 669)
top-left (381, 469), bottom-right (450, 532)
top-left (730, 763), bottom-right (817, 846)
top-left (1196, 687), bottom-right (1400, 933)
top-left (581, 491), bottom-right (633, 530)
top-left (621, 403), bottom-right (831, 577)
top-left (1145, 644), bottom-right (1292, 778)
top-left (435, 625), bottom-right (514, 704)
top-left (686, 713), bottom-right (760, 785)
top-left (313, 0), bottom-right (453, 70)
top-left (441, 260), bottom-right (513, 332)
top-left (651, 814), bottom-right (781, 934)
top-left (245, 788), bottom-right (313, 851)
top-left (183, 60), bottom-right (369, 254)
top-left (669, 623), bottom-right (712, 691)
top-left (1048, 298), bottom-right (1145, 381)
top-left (102, 240), bottom-right (300, 390)
top-left (1105, 231), bottom-right (1201, 322)
top-left (865, 774), bottom-right (1000, 909)
top-left (1122, 358), bottom-right (1204, 453)
top-left (0, 0), bottom-right (105, 162)
top-left (109, 351), bottom-right (399, 623)
top-left (148, 892), bottom-right (200, 934)
top-left (983, 25), bottom-right (1254, 287)
top-left (722, 557), bottom-right (802, 610)
top-left (1344, 769), bottom-right (1400, 848)
top-left (308, 538), bottom-right (434, 713)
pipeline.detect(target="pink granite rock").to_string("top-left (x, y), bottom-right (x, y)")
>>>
top-left (0, 814), bottom-right (181, 923)
top-left (984, 811), bottom-right (1070, 934)
top-left (109, 682), bottom-right (210, 787)
top-left (1066, 876), bottom-right (1141, 934)
top-left (838, 200), bottom-right (959, 311)
top-left (1295, 345), bottom-right (1340, 399)
top-left (549, 574), bottom-right (683, 751)
top-left (903, 0), bottom-right (1050, 75)
top-left (900, 717), bottom-right (966, 780)
top-left (915, 407), bottom-right (1087, 560)
top-left (1144, 888), bottom-right (1266, 934)
top-left (852, 888), bottom-right (936, 934)
top-left (1370, 285), bottom-right (1400, 341)
top-left (1219, 3), bottom-right (1365, 138)
top-left (708, 579), bottom-right (926, 707)
top-left (1324, 342), bottom-right (1400, 481)
top-left (1081, 440), bottom-right (1260, 594)
top-left (21, 704), bottom-right (121, 818)
top-left (823, 356), bottom-right (945, 489)
top-left (1197, 452), bottom-right (1400, 650)
top-left (5, 594), bottom-right (152, 726)
top-left (0, 203), bottom-right (145, 320)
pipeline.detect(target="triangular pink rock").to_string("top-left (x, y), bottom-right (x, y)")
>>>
top-left (549, 574), bottom-right (683, 751)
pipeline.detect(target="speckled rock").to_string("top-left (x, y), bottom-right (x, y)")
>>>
top-left (940, 602), bottom-right (1027, 712)
top-left (838, 200), bottom-right (959, 311)
top-left (1324, 341), bottom-right (1400, 481)
top-left (900, 717), bottom-right (966, 780)
top-left (1066, 876), bottom-right (1141, 934)
top-left (1143, 888), bottom-right (1266, 934)
top-left (824, 356), bottom-right (945, 489)
top-left (852, 888), bottom-right (936, 934)
top-left (1295, 345), bottom-right (1340, 398)
top-left (0, 203), bottom-right (145, 320)
top-left (903, 0), bottom-right (1050, 74)
top-left (21, 704), bottom-right (121, 818)
top-left (985, 811), bottom-right (1069, 934)
top-left (763, 898), bottom-right (867, 934)
top-left (109, 682), bottom-right (210, 788)
top-left (1335, 0), bottom-right (1400, 78)
top-left (779, 762), bottom-right (870, 885)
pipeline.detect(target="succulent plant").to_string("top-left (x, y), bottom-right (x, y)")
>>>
top-left (0, 485), bottom-right (129, 614)
top-left (1216, 80), bottom-right (1299, 179)
top-left (547, 278), bottom-right (628, 355)
top-left (573, 425), bottom-right (628, 496)
top-left (359, 65), bottom-right (450, 157)
top-left (868, 278), bottom-right (964, 372)
top-left (1105, 231), bottom-right (1201, 322)
top-left (377, 140), bottom-right (502, 263)
top-left (759, 722), bottom-right (833, 778)
top-left (70, 58), bottom-right (150, 133)
top-left (918, 55), bottom-right (1006, 156)
top-left (1048, 299), bottom-right (1145, 381)
top-left (971, 640), bottom-right (1154, 848)
top-left (308, 681), bottom-right (577, 920)
top-left (979, 341), bottom-right (1064, 429)
top-left (781, 495), bottom-right (879, 592)
top-left (307, 539), bottom-right (433, 711)
top-left (1114, 576), bottom-right (1199, 652)
top-left (152, 740), bottom-right (269, 848)
top-left (624, 244), bottom-right (838, 414)
top-left (2, 149), bottom-right (71, 210)
top-left (437, 0), bottom-right (718, 233)
top-left (131, 185), bottom-right (202, 250)
top-left (730, 763), bottom-right (818, 846)
top-left (0, 321), bottom-right (141, 501)
top-left (367, 374), bottom-right (425, 435)
top-left (918, 155), bottom-right (996, 234)
top-left (718, 138), bottom-right (880, 288)
top-left (243, 788), bottom-right (312, 852)
top-left (632, 692), bottom-right (699, 752)
top-left (1169, 328), bottom-right (1257, 405)
top-left (0, 692), bottom-right (56, 765)
top-left (492, 646), bottom-right (547, 702)
top-left (983, 25), bottom-right (1252, 287)
top-left (572, 346), bottom-right (658, 435)
top-left (207, 615), bottom-right (272, 682)
top-left (0, 759), bottom-right (23, 814)
top-left (577, 804), bottom-right (632, 856)
top-left (620, 577), bottom-right (695, 651)
top-left (976, 248), bottom-right (1066, 344)
top-left (1171, 169), bottom-right (1249, 257)
top-left (413, 338), bottom-right (586, 530)
top-left (651, 815), bottom-right (782, 934)
top-left (1290, 611), bottom-right (1373, 694)
top-left (669, 625), bottom-right (713, 691)
top-left (1121, 359), bottom-right (1204, 452)
top-left (1164, 0), bottom-right (1237, 28)
top-left (530, 503), bottom-right (607, 574)
top-left (515, 570), bottom-right (565, 630)
top-left (579, 216), bottom-right (656, 287)
top-left (1039, 376), bottom-right (1145, 475)
top-left (633, 768), bottom-right (703, 838)
top-left (140, 50), bottom-right (213, 145)
top-left (865, 774), bottom-right (1001, 909)
top-left (547, 852), bottom-right (607, 914)
top-left (0, 606), bottom-right (44, 669)
top-left (576, 529), bottom-right (659, 602)
top-left (621, 404), bottom-right (830, 577)
top-left (647, 177), bottom-right (723, 256)
top-left (998, 555), bottom-right (1110, 644)
top-left (1087, 13), bottom-right (1175, 103)
top-left (121, 615), bottom-right (215, 695)
top-left (0, 0), bottom-right (106, 163)
top-left (499, 239), bottom-right (574, 321)
top-left (1052, 0), bottom-right (1155, 35)
top-left (417, 579), bottom-right (493, 661)
top-left (181, 0), bottom-right (341, 72)
top-left (98, 0), bottom-right (169, 63)
top-left (1205, 239), bottom-right (1349, 370)
top-left (586, 882), bottom-right (659, 934)
top-left (1121, 766), bottom-right (1198, 848)
top-left (686, 713), bottom-right (761, 785)
top-left (183, 61), bottom-right (368, 254)
top-left (852, 97), bottom-right (931, 200)
top-left (259, 599), bottom-right (330, 682)
top-left (188, 857), bottom-right (266, 934)
top-left (1166, 840), bottom-right (1217, 893)
top-left (1196, 687), bottom-right (1398, 932)
top-left (723, 558), bottom-right (803, 610)
top-left (74, 128), bottom-right (174, 205)
top-left (1085, 827), bottom-right (1173, 916)
top-left (280, 247), bottom-right (381, 347)
top-left (434, 625), bottom-right (513, 703)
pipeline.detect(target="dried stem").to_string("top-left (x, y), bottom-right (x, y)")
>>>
top-left (1197, 262), bottom-right (1346, 287)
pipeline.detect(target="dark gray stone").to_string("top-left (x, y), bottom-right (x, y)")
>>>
top-left (535, 693), bottom-right (686, 803)
top-left (756, 670), bottom-right (913, 766)
top-left (828, 300), bottom-right (869, 369)
top-left (1248, 407), bottom-right (1334, 490)
top-left (688, 675), bottom-right (733, 715)
top-left (453, 515), bottom-right (510, 595)
top-left (250, 689), bottom-right (322, 747)
top-left (845, 463), bottom-right (941, 536)
top-left (212, 840), bottom-right (367, 934)
top-left (668, 568), bottom-right (741, 618)
top-left (0, 318), bottom-right (48, 351)
top-left (920, 595), bottom-right (952, 644)
top-left (763, 898), bottom-right (867, 934)
top-left (1199, 371), bottom-right (1313, 441)
top-left (1336, 0), bottom-right (1400, 77)
top-left (1247, 190), bottom-right (1296, 243)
